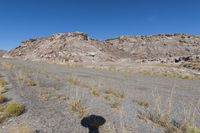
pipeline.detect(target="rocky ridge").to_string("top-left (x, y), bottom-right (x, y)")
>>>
top-left (4, 32), bottom-right (200, 64)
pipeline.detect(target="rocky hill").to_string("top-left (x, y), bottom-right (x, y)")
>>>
top-left (4, 32), bottom-right (200, 64)
top-left (0, 50), bottom-right (6, 57)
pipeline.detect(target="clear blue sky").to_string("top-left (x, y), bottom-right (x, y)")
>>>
top-left (0, 0), bottom-right (200, 50)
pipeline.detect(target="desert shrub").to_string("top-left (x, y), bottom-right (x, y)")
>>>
top-left (133, 99), bottom-right (149, 108)
top-left (69, 99), bottom-right (86, 117)
top-left (90, 87), bottom-right (100, 96)
top-left (179, 74), bottom-right (193, 79)
top-left (4, 101), bottom-right (24, 116)
top-left (180, 122), bottom-right (200, 133)
top-left (26, 79), bottom-right (36, 86)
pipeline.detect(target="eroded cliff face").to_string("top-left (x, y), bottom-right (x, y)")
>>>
top-left (4, 32), bottom-right (200, 64)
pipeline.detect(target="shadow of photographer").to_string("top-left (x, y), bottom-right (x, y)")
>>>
top-left (81, 115), bottom-right (106, 133)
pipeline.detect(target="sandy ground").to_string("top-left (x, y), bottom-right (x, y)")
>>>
top-left (0, 58), bottom-right (199, 133)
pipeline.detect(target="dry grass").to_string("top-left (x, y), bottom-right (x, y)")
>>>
top-left (15, 70), bottom-right (36, 87)
top-left (104, 89), bottom-right (125, 99)
top-left (0, 86), bottom-right (7, 94)
top-left (160, 72), bottom-right (196, 80)
top-left (65, 63), bottom-right (83, 68)
top-left (108, 66), bottom-right (118, 72)
top-left (0, 62), bottom-right (16, 69)
top-left (68, 75), bottom-right (102, 97)
top-left (0, 79), bottom-right (8, 87)
top-left (138, 109), bottom-right (200, 133)
top-left (109, 100), bottom-right (121, 110)
top-left (138, 89), bottom-right (200, 133)
top-left (26, 79), bottom-right (36, 86)
top-left (104, 93), bottom-right (122, 110)
top-left (89, 87), bottom-right (100, 96)
top-left (103, 89), bottom-right (125, 110)
top-left (0, 79), bottom-right (8, 94)
top-left (56, 94), bottom-right (69, 101)
top-left (39, 88), bottom-right (50, 101)
top-left (141, 69), bottom-right (199, 80)
top-left (69, 99), bottom-right (87, 117)
top-left (68, 78), bottom-right (82, 87)
top-left (67, 75), bottom-right (126, 111)
top-left (9, 124), bottom-right (34, 133)
top-left (67, 76), bottom-right (89, 89)
top-left (133, 98), bottom-right (149, 108)
top-left (38, 87), bottom-right (69, 101)
top-left (0, 94), bottom-right (6, 104)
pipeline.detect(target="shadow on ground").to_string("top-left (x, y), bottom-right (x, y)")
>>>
top-left (81, 115), bottom-right (106, 133)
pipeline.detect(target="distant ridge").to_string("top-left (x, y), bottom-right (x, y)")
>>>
top-left (0, 49), bottom-right (6, 57)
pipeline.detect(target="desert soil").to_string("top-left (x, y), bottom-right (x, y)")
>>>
top-left (0, 58), bottom-right (199, 133)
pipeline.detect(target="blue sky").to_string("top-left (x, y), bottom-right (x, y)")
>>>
top-left (0, 0), bottom-right (200, 50)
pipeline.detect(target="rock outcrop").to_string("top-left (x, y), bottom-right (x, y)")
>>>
top-left (4, 32), bottom-right (116, 63)
top-left (4, 32), bottom-right (200, 64)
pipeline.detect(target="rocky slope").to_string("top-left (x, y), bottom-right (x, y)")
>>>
top-left (0, 50), bottom-right (6, 57)
top-left (4, 32), bottom-right (200, 64)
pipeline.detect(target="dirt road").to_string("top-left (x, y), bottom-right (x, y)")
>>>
top-left (0, 58), bottom-right (199, 133)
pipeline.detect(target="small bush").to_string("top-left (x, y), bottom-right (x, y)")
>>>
top-left (90, 88), bottom-right (100, 96)
top-left (179, 74), bottom-right (193, 79)
top-left (4, 102), bottom-right (24, 116)
top-left (180, 123), bottom-right (200, 133)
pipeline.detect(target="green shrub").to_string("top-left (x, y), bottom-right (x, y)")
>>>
top-left (180, 123), bottom-right (200, 133)
top-left (4, 102), bottom-right (24, 116)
